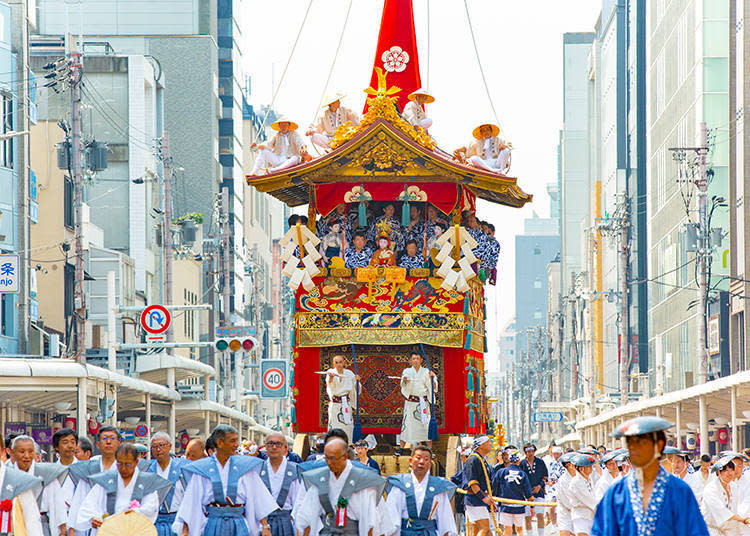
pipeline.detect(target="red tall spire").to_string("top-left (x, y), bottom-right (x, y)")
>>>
top-left (365, 0), bottom-right (422, 112)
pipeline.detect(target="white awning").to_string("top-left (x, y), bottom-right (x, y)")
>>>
top-left (175, 399), bottom-right (274, 435)
top-left (135, 353), bottom-right (215, 384)
top-left (0, 358), bottom-right (180, 400)
top-left (575, 370), bottom-right (750, 430)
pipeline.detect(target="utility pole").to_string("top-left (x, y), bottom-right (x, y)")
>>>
top-left (221, 187), bottom-right (232, 407)
top-left (697, 122), bottom-right (709, 384)
top-left (668, 121), bottom-right (711, 384)
top-left (569, 272), bottom-right (578, 401)
top-left (158, 134), bottom-right (174, 342)
top-left (537, 325), bottom-right (543, 438)
top-left (69, 43), bottom-right (86, 360)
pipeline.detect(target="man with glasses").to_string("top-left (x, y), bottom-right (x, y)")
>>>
top-left (258, 432), bottom-right (303, 536)
top-left (67, 425), bottom-right (121, 535)
top-left (76, 443), bottom-right (171, 533)
top-left (296, 437), bottom-right (388, 536)
top-left (146, 432), bottom-right (188, 536)
top-left (174, 424), bottom-right (277, 536)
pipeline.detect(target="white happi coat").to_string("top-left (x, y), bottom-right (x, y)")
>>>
top-left (400, 366), bottom-right (436, 445)
top-left (402, 101), bottom-right (432, 130)
top-left (326, 368), bottom-right (357, 440)
top-left (568, 473), bottom-right (596, 523)
top-left (311, 106), bottom-right (360, 137)
top-left (295, 462), bottom-right (380, 536)
top-left (19, 461), bottom-right (68, 535)
top-left (75, 468), bottom-right (160, 534)
top-left (701, 477), bottom-right (745, 535)
top-left (385, 472), bottom-right (457, 536)
top-left (684, 470), bottom-right (711, 503)
top-left (593, 471), bottom-right (618, 502)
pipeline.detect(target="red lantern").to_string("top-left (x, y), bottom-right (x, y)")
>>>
top-left (88, 418), bottom-right (100, 436)
top-left (717, 427), bottom-right (729, 445)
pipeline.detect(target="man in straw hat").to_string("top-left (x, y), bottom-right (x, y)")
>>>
top-left (250, 117), bottom-right (309, 175)
top-left (591, 416), bottom-right (709, 536)
top-left (306, 93), bottom-right (360, 150)
top-left (385, 445), bottom-right (457, 536)
top-left (76, 443), bottom-right (171, 534)
top-left (173, 425), bottom-right (277, 536)
top-left (457, 123), bottom-right (511, 174)
top-left (403, 89), bottom-right (434, 132)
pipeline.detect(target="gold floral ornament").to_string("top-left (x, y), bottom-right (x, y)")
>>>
top-left (281, 222), bottom-right (321, 291)
top-left (330, 67), bottom-right (435, 150)
top-left (434, 224), bottom-right (478, 292)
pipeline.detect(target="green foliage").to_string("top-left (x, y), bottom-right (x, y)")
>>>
top-left (174, 212), bottom-right (203, 225)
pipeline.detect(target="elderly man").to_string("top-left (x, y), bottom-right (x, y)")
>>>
top-left (296, 437), bottom-right (387, 536)
top-left (250, 117), bottom-right (309, 175)
top-left (325, 355), bottom-right (360, 441)
top-left (386, 445), bottom-right (456, 536)
top-left (0, 443), bottom-right (44, 535)
top-left (146, 432), bottom-right (188, 536)
top-left (11, 435), bottom-right (68, 536)
top-left (76, 443), bottom-right (170, 534)
top-left (592, 417), bottom-right (709, 536)
top-left (306, 93), bottom-right (360, 150)
top-left (258, 432), bottom-right (303, 536)
top-left (398, 350), bottom-right (438, 454)
top-left (402, 89), bottom-right (434, 132)
top-left (67, 426), bottom-right (121, 535)
top-left (185, 438), bottom-right (206, 461)
top-left (174, 424), bottom-right (277, 536)
top-left (459, 123), bottom-right (511, 175)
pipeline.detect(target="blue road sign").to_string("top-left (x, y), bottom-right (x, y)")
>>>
top-left (0, 255), bottom-right (20, 294)
top-left (533, 411), bottom-right (564, 423)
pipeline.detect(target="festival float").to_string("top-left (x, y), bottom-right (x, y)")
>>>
top-left (247, 0), bottom-right (531, 468)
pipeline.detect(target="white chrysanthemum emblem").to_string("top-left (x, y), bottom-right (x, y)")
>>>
top-left (381, 46), bottom-right (409, 73)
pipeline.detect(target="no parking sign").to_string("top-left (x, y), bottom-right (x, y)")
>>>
top-left (261, 360), bottom-right (288, 399)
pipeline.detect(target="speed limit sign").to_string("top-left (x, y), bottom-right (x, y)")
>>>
top-left (261, 360), bottom-right (287, 398)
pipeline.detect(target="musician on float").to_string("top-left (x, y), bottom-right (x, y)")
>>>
top-left (325, 355), bottom-right (360, 442)
top-left (398, 350), bottom-right (438, 454)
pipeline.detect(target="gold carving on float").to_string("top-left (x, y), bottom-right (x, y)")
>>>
top-left (352, 141), bottom-right (411, 172)
top-left (331, 67), bottom-right (435, 151)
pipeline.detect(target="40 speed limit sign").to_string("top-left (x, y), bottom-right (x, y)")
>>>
top-left (261, 360), bottom-right (288, 398)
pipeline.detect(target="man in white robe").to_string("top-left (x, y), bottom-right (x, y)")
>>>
top-left (385, 445), bottom-right (457, 536)
top-left (52, 428), bottom-right (78, 535)
top-left (259, 432), bottom-right (303, 536)
top-left (306, 94), bottom-right (360, 150)
top-left (399, 351), bottom-right (438, 452)
top-left (296, 438), bottom-right (386, 536)
top-left (700, 456), bottom-right (750, 535)
top-left (326, 355), bottom-right (359, 441)
top-left (402, 89), bottom-right (434, 132)
top-left (76, 443), bottom-right (166, 534)
top-left (594, 451), bottom-right (621, 502)
top-left (0, 460), bottom-right (44, 536)
top-left (459, 123), bottom-right (511, 174)
top-left (250, 118), bottom-right (309, 175)
top-left (11, 435), bottom-right (68, 536)
top-left (685, 454), bottom-right (713, 504)
top-left (173, 424), bottom-right (277, 536)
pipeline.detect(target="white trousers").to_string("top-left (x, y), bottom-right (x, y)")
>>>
top-left (310, 133), bottom-right (332, 149)
top-left (251, 149), bottom-right (301, 175)
top-left (468, 148), bottom-right (510, 173)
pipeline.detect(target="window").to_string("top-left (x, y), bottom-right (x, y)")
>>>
top-left (533, 279), bottom-right (542, 289)
top-left (0, 93), bottom-right (13, 169)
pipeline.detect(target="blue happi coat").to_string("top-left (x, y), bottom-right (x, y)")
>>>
top-left (386, 474), bottom-right (456, 536)
top-left (146, 458), bottom-right (188, 536)
top-left (591, 467), bottom-right (709, 536)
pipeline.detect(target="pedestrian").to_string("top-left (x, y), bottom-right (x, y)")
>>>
top-left (295, 437), bottom-right (387, 536)
top-left (568, 454), bottom-right (597, 536)
top-left (354, 440), bottom-right (381, 474)
top-left (258, 432), bottom-right (303, 536)
top-left (174, 424), bottom-right (277, 536)
top-left (555, 453), bottom-right (577, 536)
top-left (184, 438), bottom-right (206, 461)
top-left (700, 455), bottom-right (750, 534)
top-left (76, 443), bottom-right (170, 534)
top-left (593, 451), bottom-right (621, 502)
top-left (591, 416), bottom-right (709, 535)
top-left (146, 432), bottom-right (188, 536)
top-left (462, 436), bottom-right (495, 536)
top-left (491, 449), bottom-right (532, 536)
top-left (519, 443), bottom-right (548, 536)
top-left (385, 445), bottom-right (457, 536)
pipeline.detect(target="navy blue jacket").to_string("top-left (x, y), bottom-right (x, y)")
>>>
top-left (492, 464), bottom-right (532, 514)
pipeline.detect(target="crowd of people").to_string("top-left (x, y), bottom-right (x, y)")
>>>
top-left (248, 92), bottom-right (512, 178)
top-left (456, 417), bottom-right (750, 536)
top-left (289, 206), bottom-right (500, 283)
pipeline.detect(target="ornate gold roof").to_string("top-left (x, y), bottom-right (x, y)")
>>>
top-left (246, 82), bottom-right (533, 210)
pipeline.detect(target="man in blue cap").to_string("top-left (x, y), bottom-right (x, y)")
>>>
top-left (591, 416), bottom-right (710, 536)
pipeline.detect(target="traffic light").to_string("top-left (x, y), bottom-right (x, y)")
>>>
top-left (214, 337), bottom-right (255, 352)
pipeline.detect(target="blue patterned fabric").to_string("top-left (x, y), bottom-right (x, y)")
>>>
top-left (155, 512), bottom-right (177, 536)
top-left (403, 221), bottom-right (426, 251)
top-left (343, 247), bottom-right (373, 268)
top-left (267, 509), bottom-right (295, 536)
top-left (399, 254), bottom-right (425, 269)
top-left (481, 237), bottom-right (500, 269)
top-left (204, 505), bottom-right (249, 536)
top-left (591, 468), bottom-right (709, 536)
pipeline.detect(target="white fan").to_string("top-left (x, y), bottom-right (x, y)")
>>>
top-left (97, 511), bottom-right (157, 536)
